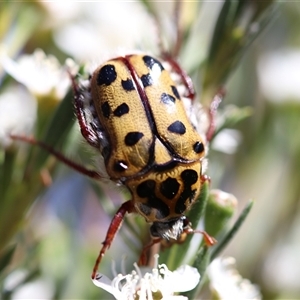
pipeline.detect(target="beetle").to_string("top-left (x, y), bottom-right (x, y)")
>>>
top-left (11, 52), bottom-right (219, 279)
top-left (72, 52), bottom-right (219, 279)
top-left (10, 4), bottom-right (223, 280)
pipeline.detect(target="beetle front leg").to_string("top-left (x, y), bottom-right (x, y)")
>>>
top-left (91, 200), bottom-right (136, 279)
top-left (69, 73), bottom-right (100, 148)
top-left (138, 238), bottom-right (161, 266)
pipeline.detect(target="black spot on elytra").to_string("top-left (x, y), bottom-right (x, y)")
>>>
top-left (114, 160), bottom-right (128, 172)
top-left (137, 180), bottom-right (170, 220)
top-left (97, 65), bottom-right (117, 86)
top-left (181, 169), bottom-right (198, 185)
top-left (161, 93), bottom-right (175, 105)
top-left (174, 169), bottom-right (199, 214)
top-left (143, 55), bottom-right (164, 71)
top-left (167, 121), bottom-right (186, 134)
top-left (113, 103), bottom-right (129, 117)
top-left (160, 177), bottom-right (180, 200)
top-left (121, 79), bottom-right (135, 91)
top-left (101, 101), bottom-right (111, 118)
top-left (171, 85), bottom-right (180, 99)
top-left (137, 180), bottom-right (156, 197)
top-left (125, 132), bottom-right (144, 146)
top-left (141, 74), bottom-right (153, 88)
top-left (193, 141), bottom-right (204, 154)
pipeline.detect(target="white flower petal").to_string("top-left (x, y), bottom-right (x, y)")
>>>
top-left (207, 257), bottom-right (261, 300)
top-left (53, 2), bottom-right (156, 61)
top-left (92, 255), bottom-right (200, 300)
top-left (0, 85), bottom-right (37, 148)
top-left (163, 265), bottom-right (200, 293)
top-left (257, 49), bottom-right (300, 102)
top-left (1, 49), bottom-right (70, 100)
top-left (211, 129), bottom-right (242, 154)
top-left (92, 273), bottom-right (124, 300)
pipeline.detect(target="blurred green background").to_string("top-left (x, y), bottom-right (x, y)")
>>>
top-left (1, 1), bottom-right (300, 299)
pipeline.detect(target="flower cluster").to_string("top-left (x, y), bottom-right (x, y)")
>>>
top-left (92, 255), bottom-right (200, 300)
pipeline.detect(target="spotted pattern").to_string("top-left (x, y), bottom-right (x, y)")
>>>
top-left (143, 55), bottom-right (164, 71)
top-left (136, 169), bottom-right (199, 219)
top-left (193, 141), bottom-right (204, 154)
top-left (122, 79), bottom-right (135, 91)
top-left (137, 180), bottom-right (170, 220)
top-left (97, 65), bottom-right (117, 86)
top-left (175, 169), bottom-right (198, 214)
top-left (141, 74), bottom-right (153, 88)
top-left (113, 103), bottom-right (129, 117)
top-left (161, 93), bottom-right (175, 105)
top-left (160, 177), bottom-right (180, 200)
top-left (101, 101), bottom-right (111, 118)
top-left (125, 132), bottom-right (144, 146)
top-left (171, 85), bottom-right (180, 100)
top-left (167, 121), bottom-right (186, 134)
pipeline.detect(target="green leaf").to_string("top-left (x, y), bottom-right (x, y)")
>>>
top-left (181, 246), bottom-right (211, 299)
top-left (0, 245), bottom-right (16, 274)
top-left (33, 88), bottom-right (75, 170)
top-left (0, 148), bottom-right (16, 205)
top-left (202, 0), bottom-right (277, 103)
top-left (211, 200), bottom-right (254, 260)
top-left (204, 190), bottom-right (238, 238)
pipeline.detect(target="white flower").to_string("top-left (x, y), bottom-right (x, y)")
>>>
top-left (211, 129), bottom-right (242, 154)
top-left (45, 2), bottom-right (156, 62)
top-left (207, 257), bottom-right (261, 300)
top-left (257, 48), bottom-right (300, 102)
top-left (92, 255), bottom-right (200, 300)
top-left (1, 48), bottom-right (73, 101)
top-left (0, 85), bottom-right (36, 148)
top-left (4, 269), bottom-right (54, 299)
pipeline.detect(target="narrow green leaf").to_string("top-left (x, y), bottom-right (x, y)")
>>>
top-left (0, 149), bottom-right (16, 205)
top-left (0, 245), bottom-right (16, 274)
top-left (181, 246), bottom-right (211, 299)
top-left (34, 89), bottom-right (75, 170)
top-left (202, 0), bottom-right (277, 103)
top-left (211, 200), bottom-right (254, 260)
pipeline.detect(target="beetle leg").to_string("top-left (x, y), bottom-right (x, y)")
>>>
top-left (184, 227), bottom-right (217, 247)
top-left (182, 216), bottom-right (217, 247)
top-left (138, 238), bottom-right (161, 266)
top-left (69, 72), bottom-right (100, 148)
top-left (162, 55), bottom-right (195, 101)
top-left (206, 88), bottom-right (225, 142)
top-left (10, 134), bottom-right (102, 180)
top-left (92, 200), bottom-right (136, 279)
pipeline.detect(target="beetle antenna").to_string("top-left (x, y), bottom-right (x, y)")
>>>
top-left (10, 134), bottom-right (102, 180)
